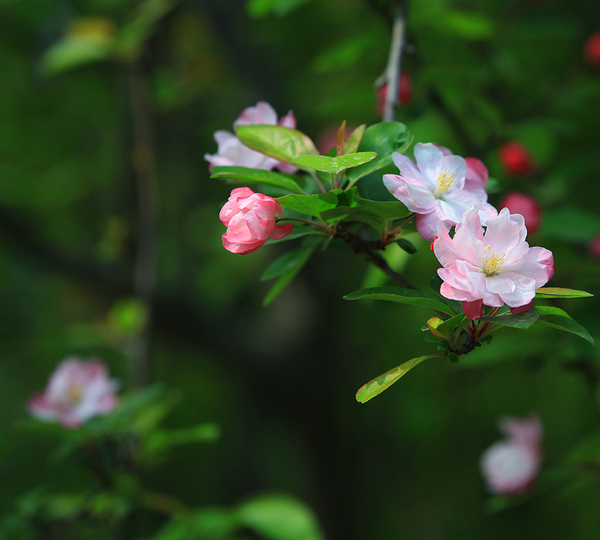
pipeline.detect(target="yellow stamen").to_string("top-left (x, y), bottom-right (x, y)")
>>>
top-left (67, 385), bottom-right (83, 405)
top-left (480, 251), bottom-right (505, 277)
top-left (436, 169), bottom-right (456, 196)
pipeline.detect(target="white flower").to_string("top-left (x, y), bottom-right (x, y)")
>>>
top-left (383, 142), bottom-right (497, 241)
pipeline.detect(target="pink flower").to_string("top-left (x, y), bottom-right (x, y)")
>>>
top-left (499, 191), bottom-right (542, 235)
top-left (498, 142), bottom-right (534, 176)
top-left (28, 358), bottom-right (119, 429)
top-left (434, 206), bottom-right (554, 318)
top-left (220, 187), bottom-right (293, 254)
top-left (589, 235), bottom-right (600, 259)
top-left (204, 101), bottom-right (297, 173)
top-left (480, 415), bottom-right (543, 496)
top-left (585, 32), bottom-right (600, 68)
top-left (376, 71), bottom-right (413, 116)
top-left (383, 143), bottom-right (497, 241)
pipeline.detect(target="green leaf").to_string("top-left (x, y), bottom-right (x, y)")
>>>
top-left (356, 355), bottom-right (441, 403)
top-left (145, 423), bottom-right (220, 455)
top-left (543, 207), bottom-right (600, 242)
top-left (312, 31), bottom-right (380, 73)
top-left (108, 298), bottom-right (148, 337)
top-left (277, 192), bottom-right (338, 217)
top-left (479, 308), bottom-right (540, 329)
top-left (353, 197), bottom-right (410, 221)
top-left (427, 10), bottom-right (494, 41)
top-left (236, 125), bottom-right (318, 165)
top-left (344, 287), bottom-right (453, 315)
top-left (247, 0), bottom-right (313, 18)
top-left (237, 493), bottom-right (324, 540)
top-left (263, 239), bottom-right (319, 306)
top-left (536, 306), bottom-right (595, 344)
top-left (210, 166), bottom-right (306, 194)
top-left (343, 125), bottom-right (366, 154)
top-left (346, 122), bottom-right (410, 184)
top-left (395, 238), bottom-right (417, 254)
top-left (291, 152), bottom-right (377, 174)
top-left (40, 18), bottom-right (116, 75)
top-left (535, 287), bottom-right (593, 299)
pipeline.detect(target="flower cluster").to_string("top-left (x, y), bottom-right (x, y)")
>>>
top-left (28, 358), bottom-right (119, 429)
top-left (480, 415), bottom-right (543, 495)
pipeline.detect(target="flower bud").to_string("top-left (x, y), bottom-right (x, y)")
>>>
top-left (499, 192), bottom-right (542, 234)
top-left (27, 358), bottom-right (119, 429)
top-left (589, 235), bottom-right (600, 259)
top-left (376, 72), bottom-right (412, 116)
top-left (585, 32), bottom-right (600, 68)
top-left (220, 187), bottom-right (293, 254)
top-left (498, 142), bottom-right (534, 176)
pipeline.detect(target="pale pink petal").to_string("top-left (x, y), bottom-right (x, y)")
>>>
top-left (234, 101), bottom-right (278, 127)
top-left (278, 110), bottom-right (296, 128)
top-left (465, 157), bottom-right (489, 190)
top-left (416, 211), bottom-right (443, 242)
top-left (500, 415), bottom-right (543, 448)
top-left (480, 440), bottom-right (540, 495)
top-left (413, 143), bottom-right (445, 181)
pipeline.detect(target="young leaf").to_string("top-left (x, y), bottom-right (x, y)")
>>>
top-left (536, 306), bottom-right (595, 344)
top-left (535, 287), bottom-right (593, 299)
top-left (237, 493), bottom-right (325, 540)
top-left (343, 124), bottom-right (366, 154)
top-left (427, 317), bottom-right (451, 339)
top-left (336, 120), bottom-right (346, 156)
top-left (479, 308), bottom-right (540, 329)
top-left (277, 192), bottom-right (338, 217)
top-left (346, 122), bottom-right (410, 183)
top-left (262, 239), bottom-right (319, 306)
top-left (236, 125), bottom-right (318, 164)
top-left (210, 166), bottom-right (306, 194)
top-left (356, 355), bottom-right (442, 403)
top-left (343, 287), bottom-right (454, 315)
top-left (291, 152), bottom-right (377, 174)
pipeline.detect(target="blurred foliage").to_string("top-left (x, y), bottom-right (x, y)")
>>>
top-left (0, 0), bottom-right (600, 538)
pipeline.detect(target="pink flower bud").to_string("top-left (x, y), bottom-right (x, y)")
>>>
top-left (376, 72), bottom-right (413, 116)
top-left (499, 192), bottom-right (542, 235)
top-left (464, 157), bottom-right (489, 191)
top-left (585, 32), bottom-right (600, 68)
top-left (498, 142), bottom-right (534, 176)
top-left (27, 358), bottom-right (119, 429)
top-left (589, 235), bottom-right (600, 259)
top-left (480, 415), bottom-right (543, 496)
top-left (220, 187), bottom-right (293, 254)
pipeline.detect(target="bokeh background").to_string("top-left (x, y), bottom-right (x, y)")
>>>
top-left (1, 0), bottom-right (600, 538)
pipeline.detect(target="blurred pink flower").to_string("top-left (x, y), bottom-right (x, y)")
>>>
top-left (498, 142), bottom-right (534, 176)
top-left (28, 358), bottom-right (119, 429)
top-left (220, 187), bottom-right (293, 254)
top-left (499, 192), bottom-right (542, 235)
top-left (585, 32), bottom-right (600, 68)
top-left (434, 206), bottom-right (554, 318)
top-left (204, 101), bottom-right (297, 173)
top-left (383, 143), bottom-right (497, 241)
top-left (589, 235), bottom-right (600, 259)
top-left (480, 415), bottom-right (543, 496)
top-left (376, 71), bottom-right (413, 116)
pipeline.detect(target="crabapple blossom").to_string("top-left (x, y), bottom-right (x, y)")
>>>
top-left (498, 142), bottom-right (534, 176)
top-left (27, 358), bottom-right (119, 429)
top-left (433, 206), bottom-right (554, 319)
top-left (383, 143), bottom-right (497, 241)
top-left (204, 101), bottom-right (297, 173)
top-left (480, 415), bottom-right (543, 496)
top-left (433, 145), bottom-right (489, 192)
top-left (499, 192), bottom-right (542, 235)
top-left (220, 187), bottom-right (293, 254)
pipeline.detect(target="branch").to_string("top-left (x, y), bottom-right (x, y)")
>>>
top-left (335, 223), bottom-right (415, 289)
top-left (382, 1), bottom-right (407, 122)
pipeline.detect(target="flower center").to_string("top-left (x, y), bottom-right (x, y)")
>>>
top-left (435, 169), bottom-right (456, 196)
top-left (66, 384), bottom-right (83, 405)
top-left (481, 246), bottom-right (505, 277)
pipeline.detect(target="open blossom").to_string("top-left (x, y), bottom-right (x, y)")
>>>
top-left (480, 415), bottom-right (543, 496)
top-left (220, 187), bottom-right (293, 254)
top-left (204, 101), bottom-right (297, 173)
top-left (27, 358), bottom-right (119, 429)
top-left (434, 206), bottom-right (554, 319)
top-left (383, 143), bottom-right (497, 241)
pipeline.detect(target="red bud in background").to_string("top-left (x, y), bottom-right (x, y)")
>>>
top-left (498, 142), bottom-right (534, 176)
top-left (589, 235), bottom-right (600, 259)
top-left (499, 192), bottom-right (542, 234)
top-left (376, 72), bottom-right (413, 117)
top-left (585, 33), bottom-right (600, 68)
